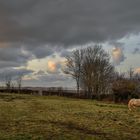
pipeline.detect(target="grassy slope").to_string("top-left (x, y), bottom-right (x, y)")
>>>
top-left (0, 93), bottom-right (140, 140)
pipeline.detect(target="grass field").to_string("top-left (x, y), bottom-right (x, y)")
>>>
top-left (0, 93), bottom-right (140, 140)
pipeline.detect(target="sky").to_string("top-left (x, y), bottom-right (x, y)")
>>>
top-left (0, 0), bottom-right (140, 87)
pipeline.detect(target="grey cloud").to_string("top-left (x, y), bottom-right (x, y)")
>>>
top-left (24, 43), bottom-right (55, 59)
top-left (0, 42), bottom-right (57, 69)
top-left (0, 43), bottom-right (32, 68)
top-left (0, 0), bottom-right (140, 46)
top-left (23, 74), bottom-right (75, 87)
top-left (133, 47), bottom-right (140, 54)
top-left (23, 71), bottom-right (74, 87)
top-left (38, 73), bottom-right (70, 83)
top-left (35, 70), bottom-right (46, 76)
top-left (109, 42), bottom-right (124, 48)
top-left (32, 46), bottom-right (54, 59)
top-left (0, 61), bottom-right (21, 68)
top-left (0, 0), bottom-right (140, 69)
top-left (60, 49), bottom-right (71, 57)
top-left (0, 68), bottom-right (33, 81)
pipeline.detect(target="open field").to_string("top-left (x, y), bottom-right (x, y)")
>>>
top-left (0, 93), bottom-right (140, 140)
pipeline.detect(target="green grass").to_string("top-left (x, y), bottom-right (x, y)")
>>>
top-left (0, 93), bottom-right (140, 140)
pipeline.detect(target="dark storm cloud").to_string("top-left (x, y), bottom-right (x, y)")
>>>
top-left (0, 43), bottom-right (32, 68)
top-left (1, 0), bottom-right (140, 82)
top-left (0, 42), bottom-right (56, 69)
top-left (24, 43), bottom-right (55, 59)
top-left (1, 0), bottom-right (140, 46)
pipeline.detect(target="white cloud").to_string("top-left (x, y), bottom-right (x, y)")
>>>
top-left (112, 47), bottom-right (125, 65)
top-left (134, 67), bottom-right (140, 74)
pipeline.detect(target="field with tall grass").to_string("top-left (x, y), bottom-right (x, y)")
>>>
top-left (0, 93), bottom-right (140, 140)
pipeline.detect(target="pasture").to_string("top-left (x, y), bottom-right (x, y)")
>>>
top-left (0, 93), bottom-right (140, 140)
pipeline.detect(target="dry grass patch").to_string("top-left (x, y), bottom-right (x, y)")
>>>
top-left (0, 93), bottom-right (140, 140)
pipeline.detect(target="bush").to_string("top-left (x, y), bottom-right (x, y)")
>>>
top-left (112, 79), bottom-right (140, 103)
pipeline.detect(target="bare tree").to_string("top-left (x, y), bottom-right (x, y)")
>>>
top-left (80, 45), bottom-right (114, 98)
top-left (16, 74), bottom-right (23, 94)
top-left (64, 49), bottom-right (83, 95)
top-left (128, 67), bottom-right (134, 80)
top-left (64, 45), bottom-right (115, 98)
top-left (5, 74), bottom-right (12, 92)
top-left (114, 71), bottom-right (126, 80)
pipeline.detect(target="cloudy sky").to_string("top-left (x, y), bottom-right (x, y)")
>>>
top-left (0, 0), bottom-right (140, 87)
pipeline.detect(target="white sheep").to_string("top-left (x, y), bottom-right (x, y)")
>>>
top-left (128, 99), bottom-right (140, 111)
